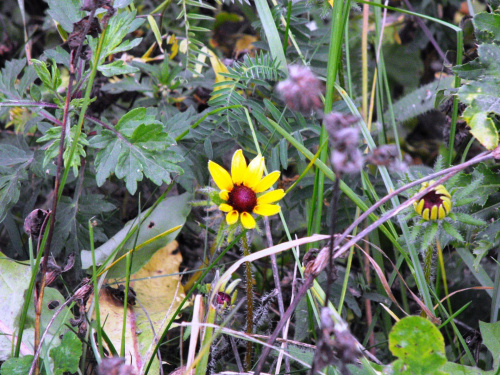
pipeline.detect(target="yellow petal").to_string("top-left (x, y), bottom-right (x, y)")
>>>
top-left (253, 171), bottom-right (281, 193)
top-left (438, 205), bottom-right (446, 219)
top-left (208, 161), bottom-right (233, 191)
top-left (442, 198), bottom-right (451, 213)
top-left (240, 212), bottom-right (256, 229)
top-left (243, 155), bottom-right (265, 188)
top-left (436, 187), bottom-right (451, 198)
top-left (415, 199), bottom-right (424, 215)
top-left (231, 149), bottom-right (247, 185)
top-left (253, 204), bottom-right (281, 217)
top-left (422, 208), bottom-right (430, 221)
top-left (219, 203), bottom-right (233, 212)
top-left (220, 190), bottom-right (229, 201)
top-left (430, 206), bottom-right (438, 220)
top-left (226, 210), bottom-right (239, 225)
top-left (257, 189), bottom-right (285, 205)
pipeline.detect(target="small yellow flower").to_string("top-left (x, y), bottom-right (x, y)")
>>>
top-left (413, 180), bottom-right (452, 221)
top-left (208, 149), bottom-right (285, 229)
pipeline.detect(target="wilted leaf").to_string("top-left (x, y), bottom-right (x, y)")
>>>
top-left (95, 241), bottom-right (186, 373)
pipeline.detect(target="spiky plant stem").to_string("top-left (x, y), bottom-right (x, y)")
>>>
top-left (242, 234), bottom-right (254, 371)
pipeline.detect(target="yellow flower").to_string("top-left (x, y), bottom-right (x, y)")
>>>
top-left (208, 149), bottom-right (285, 229)
top-left (413, 180), bottom-right (452, 221)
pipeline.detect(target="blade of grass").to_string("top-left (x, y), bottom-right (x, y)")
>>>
top-left (254, 0), bottom-right (287, 74)
top-left (309, 0), bottom-right (348, 247)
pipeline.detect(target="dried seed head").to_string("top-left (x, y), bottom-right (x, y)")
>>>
top-left (331, 148), bottom-right (363, 174)
top-left (366, 144), bottom-right (411, 172)
top-left (24, 209), bottom-right (49, 237)
top-left (276, 65), bottom-right (323, 114)
top-left (324, 112), bottom-right (359, 133)
top-left (329, 127), bottom-right (360, 150)
top-left (97, 357), bottom-right (137, 375)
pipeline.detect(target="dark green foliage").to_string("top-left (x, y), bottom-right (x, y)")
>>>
top-left (90, 107), bottom-right (184, 194)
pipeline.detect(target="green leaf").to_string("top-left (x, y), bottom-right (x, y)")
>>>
top-left (0, 166), bottom-right (27, 223)
top-left (421, 222), bottom-right (438, 253)
top-left (454, 212), bottom-right (487, 226)
top-left (31, 59), bottom-right (52, 91)
top-left (0, 145), bottom-right (32, 166)
top-left (92, 10), bottom-right (144, 62)
top-left (389, 316), bottom-right (447, 374)
top-left (473, 12), bottom-right (500, 42)
top-left (453, 59), bottom-right (485, 80)
top-left (442, 220), bottom-right (465, 242)
top-left (97, 60), bottom-right (140, 77)
top-left (90, 107), bottom-right (183, 194)
top-left (44, 0), bottom-right (83, 32)
top-left (386, 77), bottom-right (454, 125)
top-left (50, 331), bottom-right (82, 375)
top-left (461, 107), bottom-right (498, 150)
top-left (0, 355), bottom-right (34, 375)
top-left (0, 253), bottom-right (73, 361)
top-left (81, 192), bottom-right (192, 278)
top-left (479, 321), bottom-right (500, 369)
top-left (37, 126), bottom-right (89, 177)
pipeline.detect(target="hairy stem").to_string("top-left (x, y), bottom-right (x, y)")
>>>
top-left (242, 234), bottom-right (254, 371)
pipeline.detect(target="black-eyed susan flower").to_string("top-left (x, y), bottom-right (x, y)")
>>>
top-left (413, 180), bottom-right (452, 221)
top-left (208, 150), bottom-right (285, 229)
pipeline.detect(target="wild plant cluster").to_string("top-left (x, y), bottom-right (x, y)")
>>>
top-left (1, 0), bottom-right (500, 375)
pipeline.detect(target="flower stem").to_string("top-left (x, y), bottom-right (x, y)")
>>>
top-left (242, 234), bottom-right (254, 371)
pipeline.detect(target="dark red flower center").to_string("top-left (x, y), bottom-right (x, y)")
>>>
top-left (228, 185), bottom-right (257, 213)
top-left (422, 190), bottom-right (444, 211)
top-left (216, 292), bottom-right (231, 305)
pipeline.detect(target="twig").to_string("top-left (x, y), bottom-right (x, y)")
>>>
top-left (33, 8), bottom-right (98, 375)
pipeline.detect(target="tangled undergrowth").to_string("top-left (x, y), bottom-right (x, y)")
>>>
top-left (1, 0), bottom-right (500, 374)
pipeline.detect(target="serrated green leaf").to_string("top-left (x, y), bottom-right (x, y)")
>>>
top-left (454, 212), bottom-right (487, 226)
top-left (421, 222), bottom-right (438, 252)
top-left (90, 107), bottom-right (183, 194)
top-left (473, 12), bottom-right (500, 42)
top-left (37, 126), bottom-right (89, 177)
top-left (45, 0), bottom-right (83, 32)
top-left (442, 220), bottom-right (465, 242)
top-left (50, 331), bottom-right (82, 375)
top-left (31, 59), bottom-right (52, 91)
top-left (98, 60), bottom-right (140, 77)
top-left (453, 59), bottom-right (485, 80)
